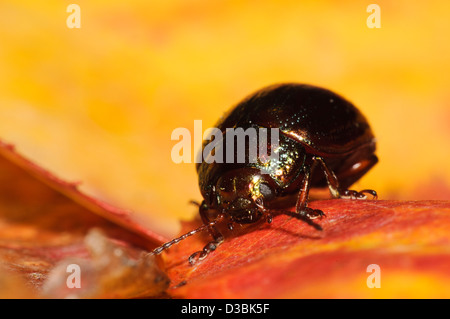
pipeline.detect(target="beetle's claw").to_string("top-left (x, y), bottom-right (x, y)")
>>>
top-left (189, 248), bottom-right (211, 265)
top-left (188, 239), bottom-right (223, 265)
top-left (264, 211), bottom-right (273, 224)
top-left (300, 208), bottom-right (324, 231)
top-left (304, 208), bottom-right (326, 220)
top-left (188, 251), bottom-right (203, 265)
top-left (282, 208), bottom-right (325, 231)
top-left (361, 189), bottom-right (378, 200)
top-left (340, 189), bottom-right (377, 200)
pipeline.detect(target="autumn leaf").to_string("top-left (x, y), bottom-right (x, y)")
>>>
top-left (163, 199), bottom-right (450, 298)
top-left (0, 140), bottom-right (169, 298)
top-left (2, 138), bottom-right (450, 299)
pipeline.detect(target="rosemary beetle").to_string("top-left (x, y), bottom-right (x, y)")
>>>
top-left (151, 83), bottom-right (378, 264)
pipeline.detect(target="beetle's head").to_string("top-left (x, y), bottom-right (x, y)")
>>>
top-left (214, 168), bottom-right (276, 224)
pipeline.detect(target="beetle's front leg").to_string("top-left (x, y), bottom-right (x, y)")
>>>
top-left (188, 201), bottom-right (224, 265)
top-left (294, 158), bottom-right (326, 223)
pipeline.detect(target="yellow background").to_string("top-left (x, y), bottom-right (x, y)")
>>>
top-left (0, 1), bottom-right (449, 237)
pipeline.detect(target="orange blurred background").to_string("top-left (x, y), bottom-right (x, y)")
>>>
top-left (0, 1), bottom-right (449, 237)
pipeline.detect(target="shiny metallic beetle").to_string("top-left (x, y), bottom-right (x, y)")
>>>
top-left (151, 83), bottom-right (378, 264)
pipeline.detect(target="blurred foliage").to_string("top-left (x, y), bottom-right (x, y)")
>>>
top-left (0, 1), bottom-right (449, 237)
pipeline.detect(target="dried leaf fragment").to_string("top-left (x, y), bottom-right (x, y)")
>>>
top-left (42, 229), bottom-right (169, 299)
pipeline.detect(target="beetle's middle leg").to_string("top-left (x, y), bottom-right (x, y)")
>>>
top-left (188, 201), bottom-right (224, 265)
top-left (313, 156), bottom-right (377, 200)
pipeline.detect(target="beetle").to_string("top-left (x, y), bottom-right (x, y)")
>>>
top-left (150, 83), bottom-right (378, 264)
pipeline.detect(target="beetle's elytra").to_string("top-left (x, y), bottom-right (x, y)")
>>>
top-left (151, 83), bottom-right (378, 264)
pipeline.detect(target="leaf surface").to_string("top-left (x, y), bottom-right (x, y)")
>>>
top-left (165, 199), bottom-right (450, 298)
top-left (0, 140), bottom-right (169, 298)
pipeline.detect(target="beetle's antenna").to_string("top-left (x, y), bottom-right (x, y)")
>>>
top-left (148, 218), bottom-right (221, 256)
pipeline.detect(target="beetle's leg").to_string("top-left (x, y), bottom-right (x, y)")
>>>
top-left (295, 159), bottom-right (326, 221)
top-left (340, 189), bottom-right (378, 200)
top-left (264, 211), bottom-right (273, 224)
top-left (254, 197), bottom-right (273, 224)
top-left (313, 156), bottom-right (341, 198)
top-left (314, 156), bottom-right (377, 200)
top-left (188, 201), bottom-right (225, 265)
top-left (189, 200), bottom-right (201, 207)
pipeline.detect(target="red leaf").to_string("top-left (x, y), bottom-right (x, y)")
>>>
top-left (164, 199), bottom-right (450, 298)
top-left (3, 137), bottom-right (450, 298)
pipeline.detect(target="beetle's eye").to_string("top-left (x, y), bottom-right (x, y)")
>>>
top-left (259, 183), bottom-right (274, 199)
